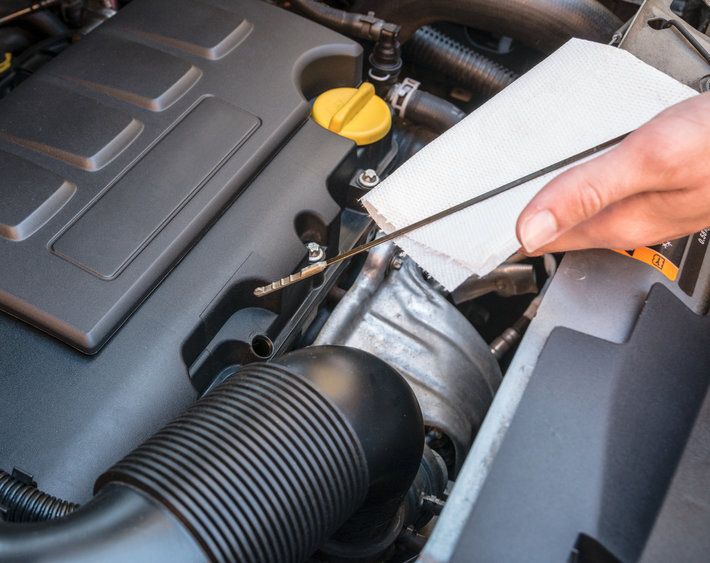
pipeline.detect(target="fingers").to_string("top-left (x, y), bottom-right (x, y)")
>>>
top-left (516, 133), bottom-right (657, 254)
top-left (530, 189), bottom-right (708, 253)
top-left (515, 93), bottom-right (710, 255)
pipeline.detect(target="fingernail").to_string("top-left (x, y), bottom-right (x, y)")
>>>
top-left (519, 209), bottom-right (558, 253)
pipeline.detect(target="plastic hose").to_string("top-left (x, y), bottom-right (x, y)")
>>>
top-left (0, 469), bottom-right (79, 522)
top-left (0, 346), bottom-right (424, 563)
top-left (23, 11), bottom-right (68, 37)
top-left (289, 0), bottom-right (386, 41)
top-left (405, 88), bottom-right (466, 133)
top-left (353, 0), bottom-right (622, 52)
top-left (406, 26), bottom-right (518, 97)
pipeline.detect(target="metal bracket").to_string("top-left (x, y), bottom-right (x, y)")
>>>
top-left (619, 0), bottom-right (710, 90)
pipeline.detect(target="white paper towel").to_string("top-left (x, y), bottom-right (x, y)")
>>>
top-left (361, 39), bottom-right (697, 291)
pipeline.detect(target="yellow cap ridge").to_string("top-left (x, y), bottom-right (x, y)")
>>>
top-left (0, 53), bottom-right (12, 74)
top-left (312, 82), bottom-right (391, 146)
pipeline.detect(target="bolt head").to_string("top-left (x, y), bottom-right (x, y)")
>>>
top-left (358, 169), bottom-right (380, 188)
top-left (305, 242), bottom-right (325, 262)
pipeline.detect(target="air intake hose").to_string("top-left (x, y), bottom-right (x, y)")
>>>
top-left (0, 346), bottom-right (423, 563)
top-left (405, 26), bottom-right (518, 97)
top-left (353, 0), bottom-right (622, 51)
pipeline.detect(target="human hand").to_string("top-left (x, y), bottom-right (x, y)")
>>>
top-left (516, 92), bottom-right (710, 255)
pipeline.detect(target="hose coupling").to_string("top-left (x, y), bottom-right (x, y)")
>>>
top-left (387, 78), bottom-right (421, 119)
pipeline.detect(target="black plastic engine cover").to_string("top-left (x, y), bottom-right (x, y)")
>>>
top-left (451, 285), bottom-right (710, 562)
top-left (0, 0), bottom-right (361, 353)
top-left (0, 1), bottom-right (362, 502)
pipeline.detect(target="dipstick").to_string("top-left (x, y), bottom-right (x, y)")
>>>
top-left (254, 131), bottom-right (631, 297)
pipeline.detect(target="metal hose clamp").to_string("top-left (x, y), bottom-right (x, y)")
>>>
top-left (388, 77), bottom-right (421, 118)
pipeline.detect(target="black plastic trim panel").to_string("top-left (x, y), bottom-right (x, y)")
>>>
top-left (452, 285), bottom-right (710, 562)
top-left (0, 0), bottom-right (361, 352)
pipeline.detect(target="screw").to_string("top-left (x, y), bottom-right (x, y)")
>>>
top-left (390, 255), bottom-right (404, 270)
top-left (358, 169), bottom-right (380, 189)
top-left (700, 75), bottom-right (710, 93)
top-left (305, 242), bottom-right (324, 263)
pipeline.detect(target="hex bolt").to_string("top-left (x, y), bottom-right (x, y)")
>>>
top-left (306, 242), bottom-right (325, 263)
top-left (358, 169), bottom-right (380, 189)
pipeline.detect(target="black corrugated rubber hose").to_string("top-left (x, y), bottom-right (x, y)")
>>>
top-left (0, 346), bottom-right (424, 563)
top-left (406, 26), bottom-right (518, 97)
top-left (0, 469), bottom-right (79, 522)
top-left (353, 0), bottom-right (622, 51)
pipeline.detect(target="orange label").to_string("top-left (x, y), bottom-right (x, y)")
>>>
top-left (614, 247), bottom-right (679, 281)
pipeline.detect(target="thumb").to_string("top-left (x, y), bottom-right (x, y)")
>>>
top-left (516, 140), bottom-right (653, 254)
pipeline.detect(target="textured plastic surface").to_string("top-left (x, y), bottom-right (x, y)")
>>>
top-left (0, 348), bottom-right (420, 562)
top-left (0, 152), bottom-right (75, 241)
top-left (423, 247), bottom-right (710, 562)
top-left (97, 347), bottom-right (422, 563)
top-left (0, 0), bottom-right (361, 352)
top-left (640, 387), bottom-right (710, 562)
top-left (99, 363), bottom-right (369, 562)
top-left (0, 486), bottom-right (205, 563)
top-left (0, 469), bottom-right (79, 522)
top-left (53, 98), bottom-right (259, 279)
top-left (312, 82), bottom-right (391, 145)
top-left (0, 60), bottom-right (359, 510)
top-left (362, 39), bottom-right (696, 290)
top-left (450, 285), bottom-right (710, 562)
top-left (0, 83), bottom-right (144, 171)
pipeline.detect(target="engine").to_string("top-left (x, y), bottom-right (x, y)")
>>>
top-left (1, 0), bottom-right (709, 561)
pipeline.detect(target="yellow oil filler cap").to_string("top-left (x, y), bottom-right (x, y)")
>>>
top-left (312, 82), bottom-right (391, 146)
top-left (0, 53), bottom-right (12, 74)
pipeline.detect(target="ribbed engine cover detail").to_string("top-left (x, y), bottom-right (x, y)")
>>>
top-left (0, 0), bottom-right (361, 353)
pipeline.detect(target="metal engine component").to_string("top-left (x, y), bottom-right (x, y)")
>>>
top-left (452, 262), bottom-right (538, 304)
top-left (316, 242), bottom-right (502, 474)
top-left (619, 0), bottom-right (710, 89)
top-left (422, 11), bottom-right (710, 560)
top-left (387, 77), bottom-right (421, 118)
top-left (7, 0), bottom-right (709, 559)
top-left (357, 168), bottom-right (381, 188)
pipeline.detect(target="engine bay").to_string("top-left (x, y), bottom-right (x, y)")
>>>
top-left (1, 0), bottom-right (709, 561)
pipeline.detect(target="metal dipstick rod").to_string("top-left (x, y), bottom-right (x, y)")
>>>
top-left (254, 132), bottom-right (631, 297)
top-left (0, 0), bottom-right (60, 25)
